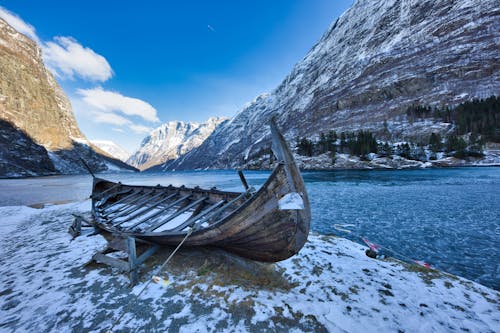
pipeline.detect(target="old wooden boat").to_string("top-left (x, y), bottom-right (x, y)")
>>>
top-left (90, 120), bottom-right (310, 262)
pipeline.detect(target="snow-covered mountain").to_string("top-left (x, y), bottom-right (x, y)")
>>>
top-left (165, 0), bottom-right (500, 170)
top-left (90, 140), bottom-right (130, 162)
top-left (128, 117), bottom-right (228, 170)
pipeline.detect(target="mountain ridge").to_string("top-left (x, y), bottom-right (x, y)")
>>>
top-left (128, 116), bottom-right (228, 171)
top-left (163, 0), bottom-right (499, 170)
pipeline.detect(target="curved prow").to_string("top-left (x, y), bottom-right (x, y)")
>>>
top-left (270, 118), bottom-right (302, 193)
top-left (269, 117), bottom-right (310, 244)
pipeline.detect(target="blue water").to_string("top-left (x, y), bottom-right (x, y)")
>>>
top-left (0, 167), bottom-right (498, 290)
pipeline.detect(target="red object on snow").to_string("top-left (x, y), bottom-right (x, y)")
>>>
top-left (362, 237), bottom-right (381, 252)
top-left (414, 260), bottom-right (431, 269)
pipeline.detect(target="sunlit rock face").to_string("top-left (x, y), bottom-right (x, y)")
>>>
top-left (0, 18), bottom-right (136, 177)
top-left (0, 18), bottom-right (84, 150)
top-left (164, 0), bottom-right (499, 170)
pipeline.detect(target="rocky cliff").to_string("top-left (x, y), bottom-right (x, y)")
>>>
top-left (128, 117), bottom-right (228, 171)
top-left (0, 18), bottom-right (136, 177)
top-left (166, 0), bottom-right (499, 170)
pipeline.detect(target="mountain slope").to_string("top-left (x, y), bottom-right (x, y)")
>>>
top-left (0, 18), bottom-right (136, 177)
top-left (90, 140), bottom-right (130, 162)
top-left (166, 0), bottom-right (500, 170)
top-left (128, 117), bottom-right (228, 170)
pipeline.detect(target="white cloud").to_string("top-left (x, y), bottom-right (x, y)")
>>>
top-left (77, 87), bottom-right (159, 123)
top-left (43, 37), bottom-right (113, 82)
top-left (92, 112), bottom-right (131, 126)
top-left (88, 111), bottom-right (152, 134)
top-left (0, 6), bottom-right (113, 82)
top-left (0, 6), bottom-right (40, 44)
top-left (129, 124), bottom-right (153, 134)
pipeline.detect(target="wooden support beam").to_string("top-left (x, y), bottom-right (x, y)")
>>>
top-left (100, 190), bottom-right (142, 214)
top-left (92, 236), bottom-right (160, 286)
top-left (127, 194), bottom-right (191, 230)
top-left (136, 244), bottom-right (159, 266)
top-left (238, 170), bottom-right (249, 190)
top-left (146, 196), bottom-right (207, 232)
top-left (107, 191), bottom-right (167, 222)
top-left (193, 191), bottom-right (250, 230)
top-left (91, 182), bottom-right (122, 200)
top-left (172, 200), bottom-right (226, 231)
top-left (113, 192), bottom-right (178, 227)
top-left (104, 191), bottom-right (153, 216)
top-left (93, 253), bottom-right (129, 272)
top-left (128, 237), bottom-right (138, 285)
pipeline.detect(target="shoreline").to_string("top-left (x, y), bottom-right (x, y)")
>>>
top-left (0, 201), bottom-right (498, 332)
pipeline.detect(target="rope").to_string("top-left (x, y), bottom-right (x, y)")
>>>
top-left (107, 228), bottom-right (193, 333)
top-left (332, 224), bottom-right (432, 269)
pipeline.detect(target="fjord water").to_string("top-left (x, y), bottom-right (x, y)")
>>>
top-left (1, 167), bottom-right (498, 290)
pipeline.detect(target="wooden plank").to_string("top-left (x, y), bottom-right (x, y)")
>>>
top-left (97, 189), bottom-right (134, 210)
top-left (114, 192), bottom-right (178, 227)
top-left (238, 170), bottom-right (249, 190)
top-left (93, 253), bottom-right (129, 272)
top-left (127, 194), bottom-right (191, 230)
top-left (104, 191), bottom-right (153, 216)
top-left (136, 244), bottom-right (159, 266)
top-left (146, 196), bottom-right (208, 232)
top-left (108, 238), bottom-right (128, 252)
top-left (171, 200), bottom-right (226, 232)
top-left (91, 182), bottom-right (122, 200)
top-left (128, 237), bottom-right (138, 285)
top-left (107, 191), bottom-right (167, 222)
top-left (193, 191), bottom-right (250, 228)
top-left (101, 190), bottom-right (145, 214)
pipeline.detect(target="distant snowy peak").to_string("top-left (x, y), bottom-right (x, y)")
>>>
top-left (90, 140), bottom-right (130, 162)
top-left (128, 116), bottom-right (228, 170)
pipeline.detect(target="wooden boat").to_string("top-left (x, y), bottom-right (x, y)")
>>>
top-left (90, 120), bottom-right (310, 262)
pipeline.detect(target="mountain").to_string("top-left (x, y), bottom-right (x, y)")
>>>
top-left (90, 140), bottom-right (130, 162)
top-left (165, 0), bottom-right (499, 170)
top-left (0, 18), bottom-right (136, 177)
top-left (128, 117), bottom-right (228, 171)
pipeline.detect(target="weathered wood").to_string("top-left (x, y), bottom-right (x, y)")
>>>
top-left (97, 189), bottom-right (134, 210)
top-left (107, 191), bottom-right (168, 223)
top-left (136, 244), bottom-right (159, 266)
top-left (146, 196), bottom-right (207, 232)
top-left (127, 194), bottom-right (191, 230)
top-left (128, 237), bottom-right (138, 285)
top-left (104, 191), bottom-right (152, 218)
top-left (89, 120), bottom-right (310, 262)
top-left (93, 253), bottom-right (129, 272)
top-left (172, 200), bottom-right (226, 232)
top-left (69, 216), bottom-right (83, 239)
top-left (91, 182), bottom-right (121, 199)
top-left (238, 170), bottom-right (249, 190)
top-left (114, 192), bottom-right (178, 227)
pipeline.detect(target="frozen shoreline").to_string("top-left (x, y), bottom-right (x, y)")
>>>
top-left (0, 201), bottom-right (498, 332)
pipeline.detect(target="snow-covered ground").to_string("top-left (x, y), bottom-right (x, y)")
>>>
top-left (0, 201), bottom-right (498, 332)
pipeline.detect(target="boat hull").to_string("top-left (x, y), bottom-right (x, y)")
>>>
top-left (90, 120), bottom-right (310, 262)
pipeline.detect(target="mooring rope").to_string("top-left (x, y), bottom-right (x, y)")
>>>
top-left (107, 228), bottom-right (194, 333)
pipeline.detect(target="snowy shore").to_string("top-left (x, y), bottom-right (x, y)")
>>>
top-left (0, 201), bottom-right (498, 332)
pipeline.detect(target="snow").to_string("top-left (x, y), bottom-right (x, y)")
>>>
top-left (128, 117), bottom-right (227, 170)
top-left (90, 139), bottom-right (130, 162)
top-left (278, 192), bottom-right (305, 210)
top-left (0, 201), bottom-right (498, 332)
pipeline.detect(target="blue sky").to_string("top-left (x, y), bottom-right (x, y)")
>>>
top-left (1, 1), bottom-right (353, 152)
